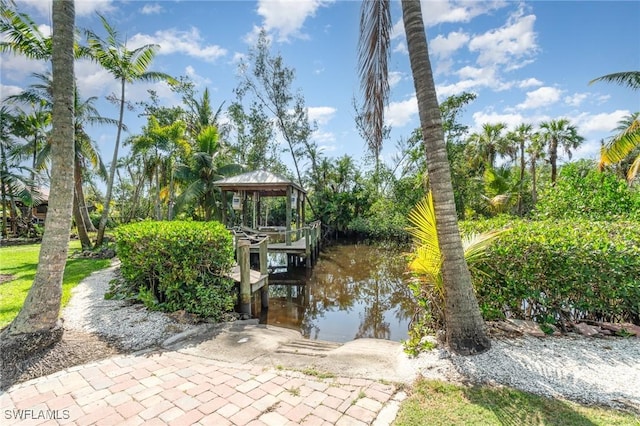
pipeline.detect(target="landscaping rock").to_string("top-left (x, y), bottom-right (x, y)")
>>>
top-left (574, 322), bottom-right (601, 337)
top-left (505, 319), bottom-right (546, 337)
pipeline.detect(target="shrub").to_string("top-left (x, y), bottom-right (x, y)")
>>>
top-left (462, 218), bottom-right (640, 326)
top-left (534, 160), bottom-right (640, 220)
top-left (112, 220), bottom-right (236, 320)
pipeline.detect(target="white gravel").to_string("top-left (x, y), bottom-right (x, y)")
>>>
top-left (64, 263), bottom-right (640, 413)
top-left (62, 261), bottom-right (201, 351)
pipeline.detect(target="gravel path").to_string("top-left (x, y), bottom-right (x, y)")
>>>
top-left (62, 261), bottom-right (200, 351)
top-left (63, 263), bottom-right (640, 414)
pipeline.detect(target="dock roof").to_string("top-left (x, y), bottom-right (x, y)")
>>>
top-left (213, 170), bottom-right (305, 196)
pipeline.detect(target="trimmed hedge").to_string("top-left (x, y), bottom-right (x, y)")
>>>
top-left (460, 219), bottom-right (640, 326)
top-left (112, 221), bottom-right (236, 320)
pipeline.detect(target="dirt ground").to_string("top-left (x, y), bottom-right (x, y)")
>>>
top-left (1, 329), bottom-right (128, 390)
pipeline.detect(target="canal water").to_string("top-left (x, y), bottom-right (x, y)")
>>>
top-left (251, 243), bottom-right (415, 343)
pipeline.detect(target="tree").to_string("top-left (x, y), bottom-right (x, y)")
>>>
top-left (466, 123), bottom-right (507, 170)
top-left (175, 125), bottom-right (243, 221)
top-left (235, 30), bottom-right (318, 191)
top-left (590, 72), bottom-right (640, 182)
top-left (599, 112), bottom-right (640, 182)
top-left (359, 0), bottom-right (490, 354)
top-left (506, 123), bottom-right (533, 215)
top-left (0, 0), bottom-right (75, 365)
top-left (81, 14), bottom-right (176, 245)
top-left (10, 72), bottom-right (113, 246)
top-left (539, 118), bottom-right (584, 185)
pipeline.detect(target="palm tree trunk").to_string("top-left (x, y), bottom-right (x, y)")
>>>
top-left (73, 160), bottom-right (92, 249)
top-left (1, 0), bottom-right (75, 359)
top-left (550, 138), bottom-right (558, 184)
top-left (96, 77), bottom-right (126, 246)
top-left (531, 156), bottom-right (538, 205)
top-left (401, 0), bottom-right (489, 355)
top-left (518, 139), bottom-right (525, 215)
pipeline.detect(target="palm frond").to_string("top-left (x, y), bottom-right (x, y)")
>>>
top-left (589, 71), bottom-right (640, 90)
top-left (358, 0), bottom-right (391, 157)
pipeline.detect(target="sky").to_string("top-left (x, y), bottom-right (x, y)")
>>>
top-left (2, 0), bottom-right (640, 177)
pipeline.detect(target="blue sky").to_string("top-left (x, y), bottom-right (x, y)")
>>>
top-left (2, 0), bottom-right (639, 175)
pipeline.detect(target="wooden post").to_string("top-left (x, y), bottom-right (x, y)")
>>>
top-left (304, 226), bottom-right (312, 269)
top-left (285, 185), bottom-right (292, 246)
top-left (259, 237), bottom-right (269, 309)
top-left (221, 190), bottom-right (227, 226)
top-left (238, 239), bottom-right (251, 316)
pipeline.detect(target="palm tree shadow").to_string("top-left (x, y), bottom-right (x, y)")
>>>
top-left (462, 384), bottom-right (599, 426)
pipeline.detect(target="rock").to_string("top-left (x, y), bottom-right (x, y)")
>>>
top-left (598, 322), bottom-right (640, 337)
top-left (574, 322), bottom-right (601, 337)
top-left (505, 319), bottom-right (546, 338)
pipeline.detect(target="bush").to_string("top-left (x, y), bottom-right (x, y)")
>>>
top-left (534, 160), bottom-right (640, 220)
top-left (461, 218), bottom-right (640, 326)
top-left (347, 198), bottom-right (410, 241)
top-left (112, 220), bottom-right (236, 320)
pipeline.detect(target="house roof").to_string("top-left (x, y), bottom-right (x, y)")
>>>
top-left (213, 170), bottom-right (306, 196)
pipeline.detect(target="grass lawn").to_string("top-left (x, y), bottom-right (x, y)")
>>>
top-left (395, 378), bottom-right (639, 426)
top-left (0, 240), bottom-right (111, 329)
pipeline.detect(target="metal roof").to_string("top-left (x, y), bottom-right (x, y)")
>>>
top-left (213, 170), bottom-right (306, 195)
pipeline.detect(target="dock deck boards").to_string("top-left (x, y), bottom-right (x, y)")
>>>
top-left (227, 265), bottom-right (268, 292)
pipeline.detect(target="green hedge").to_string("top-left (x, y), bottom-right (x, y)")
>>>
top-left (460, 219), bottom-right (640, 326)
top-left (112, 221), bottom-right (236, 320)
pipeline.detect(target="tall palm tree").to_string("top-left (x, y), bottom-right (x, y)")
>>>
top-left (81, 14), bottom-right (176, 245)
top-left (526, 132), bottom-right (545, 206)
top-left (11, 72), bottom-right (114, 234)
top-left (466, 123), bottom-right (507, 170)
top-left (359, 0), bottom-right (490, 354)
top-left (1, 0), bottom-right (75, 359)
top-left (507, 123), bottom-right (533, 214)
top-left (539, 118), bottom-right (584, 185)
top-left (590, 71), bottom-right (640, 182)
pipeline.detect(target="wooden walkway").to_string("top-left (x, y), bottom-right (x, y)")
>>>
top-left (226, 265), bottom-right (268, 293)
top-left (234, 221), bottom-right (322, 268)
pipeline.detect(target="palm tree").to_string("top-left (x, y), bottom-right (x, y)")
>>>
top-left (10, 73), bottom-right (115, 247)
top-left (81, 14), bottom-right (176, 245)
top-left (0, 4), bottom-right (51, 60)
top-left (539, 118), bottom-right (584, 184)
top-left (175, 125), bottom-right (243, 221)
top-left (359, 0), bottom-right (490, 354)
top-left (507, 123), bottom-right (533, 214)
top-left (590, 71), bottom-right (640, 182)
top-left (599, 112), bottom-right (640, 182)
top-left (1, 0), bottom-right (75, 359)
top-left (466, 123), bottom-right (507, 170)
top-left (526, 132), bottom-right (545, 206)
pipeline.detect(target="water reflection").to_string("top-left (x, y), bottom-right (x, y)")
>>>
top-left (251, 244), bottom-right (415, 343)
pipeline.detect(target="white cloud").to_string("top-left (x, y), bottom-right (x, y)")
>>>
top-left (436, 66), bottom-right (512, 98)
top-left (75, 59), bottom-right (114, 98)
top-left (517, 86), bottom-right (562, 110)
top-left (255, 0), bottom-right (333, 42)
top-left (128, 28), bottom-right (227, 63)
top-left (184, 65), bottom-right (212, 88)
top-left (391, 0), bottom-right (508, 39)
top-left (0, 84), bottom-right (24, 102)
top-left (471, 110), bottom-right (527, 131)
top-left (572, 109), bottom-right (630, 134)
top-left (140, 3), bottom-right (163, 15)
top-left (0, 54), bottom-right (48, 81)
top-left (307, 106), bottom-right (336, 125)
top-left (389, 71), bottom-right (404, 88)
top-left (564, 92), bottom-right (589, 107)
top-left (430, 31), bottom-right (470, 58)
top-left (518, 78), bottom-right (543, 88)
top-left (386, 96), bottom-right (418, 127)
top-left (393, 42), bottom-right (408, 55)
top-left (469, 12), bottom-right (538, 68)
